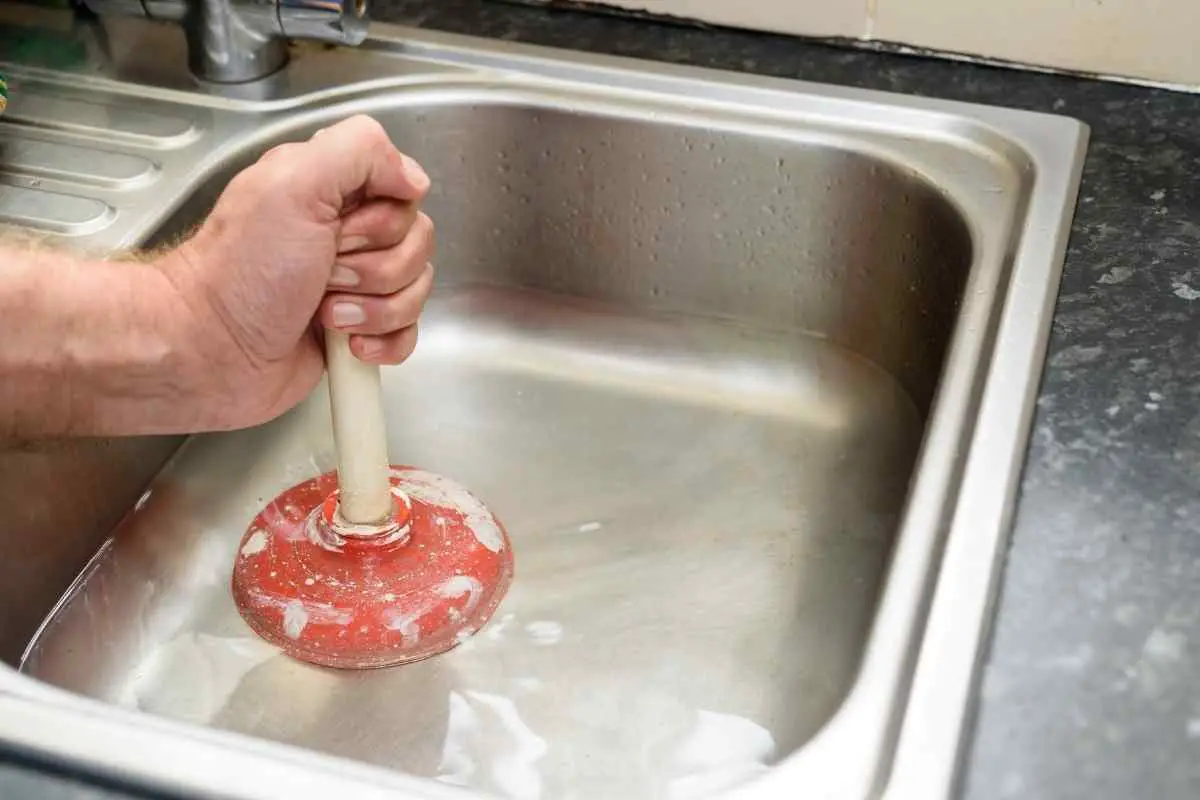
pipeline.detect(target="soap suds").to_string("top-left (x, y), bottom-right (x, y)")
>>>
top-left (524, 620), bottom-right (564, 645)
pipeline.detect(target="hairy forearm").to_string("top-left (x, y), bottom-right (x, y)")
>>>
top-left (0, 242), bottom-right (188, 437)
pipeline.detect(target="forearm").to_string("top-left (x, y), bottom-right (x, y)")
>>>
top-left (0, 242), bottom-right (189, 437)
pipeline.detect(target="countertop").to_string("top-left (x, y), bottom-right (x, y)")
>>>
top-left (6, 1), bottom-right (1200, 798)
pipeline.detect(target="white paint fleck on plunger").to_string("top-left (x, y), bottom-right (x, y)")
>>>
top-left (383, 608), bottom-right (424, 647)
top-left (438, 575), bottom-right (484, 615)
top-left (391, 467), bottom-right (505, 553)
top-left (283, 600), bottom-right (309, 639)
top-left (241, 530), bottom-right (268, 557)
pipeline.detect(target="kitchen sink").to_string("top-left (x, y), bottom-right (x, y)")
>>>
top-left (0, 9), bottom-right (1087, 800)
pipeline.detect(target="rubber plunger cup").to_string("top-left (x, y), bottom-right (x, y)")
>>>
top-left (230, 330), bottom-right (514, 669)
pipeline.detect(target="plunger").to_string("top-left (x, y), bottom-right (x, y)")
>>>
top-left (231, 329), bottom-right (514, 669)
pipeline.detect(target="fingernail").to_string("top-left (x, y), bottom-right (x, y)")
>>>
top-left (339, 235), bottom-right (370, 253)
top-left (358, 337), bottom-right (383, 360)
top-left (332, 302), bottom-right (365, 328)
top-left (329, 265), bottom-right (359, 287)
top-left (311, 127), bottom-right (327, 139)
top-left (402, 155), bottom-right (430, 192)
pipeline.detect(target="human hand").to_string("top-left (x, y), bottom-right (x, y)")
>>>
top-left (159, 114), bottom-right (435, 431)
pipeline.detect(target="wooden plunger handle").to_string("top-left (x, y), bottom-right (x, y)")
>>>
top-left (324, 329), bottom-right (394, 526)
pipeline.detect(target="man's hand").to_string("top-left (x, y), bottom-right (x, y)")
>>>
top-left (0, 114), bottom-right (435, 438)
top-left (160, 114), bottom-right (435, 431)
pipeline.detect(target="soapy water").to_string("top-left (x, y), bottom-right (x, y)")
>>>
top-left (51, 605), bottom-right (776, 800)
top-left (76, 593), bottom-right (779, 800)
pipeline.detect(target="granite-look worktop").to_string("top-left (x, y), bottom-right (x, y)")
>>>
top-left (5, 1), bottom-right (1200, 797)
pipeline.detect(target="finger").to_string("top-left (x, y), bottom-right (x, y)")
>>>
top-left (330, 212), bottom-right (435, 293)
top-left (351, 324), bottom-right (420, 366)
top-left (321, 263), bottom-right (434, 335)
top-left (335, 199), bottom-right (420, 256)
top-left (299, 115), bottom-right (430, 216)
top-left (257, 141), bottom-right (304, 165)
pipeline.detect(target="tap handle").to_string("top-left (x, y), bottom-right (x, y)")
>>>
top-left (279, 0), bottom-right (369, 45)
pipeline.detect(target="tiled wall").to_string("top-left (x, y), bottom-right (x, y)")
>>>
top-left (580, 0), bottom-right (1200, 89)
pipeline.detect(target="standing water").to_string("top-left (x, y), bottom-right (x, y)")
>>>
top-left (21, 285), bottom-right (923, 800)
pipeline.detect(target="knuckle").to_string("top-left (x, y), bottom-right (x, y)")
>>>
top-left (390, 203), bottom-right (418, 238)
top-left (382, 253), bottom-right (418, 289)
top-left (378, 215), bottom-right (434, 288)
top-left (398, 325), bottom-right (420, 358)
top-left (414, 212), bottom-right (435, 244)
top-left (387, 289), bottom-right (423, 329)
top-left (382, 296), bottom-right (407, 330)
top-left (258, 141), bottom-right (302, 167)
top-left (258, 143), bottom-right (285, 162)
top-left (352, 114), bottom-right (391, 147)
top-left (376, 327), bottom-right (417, 364)
top-left (419, 261), bottom-right (436, 289)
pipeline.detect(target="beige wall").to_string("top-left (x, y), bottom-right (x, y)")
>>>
top-left (597, 0), bottom-right (863, 39)
top-left (582, 0), bottom-right (1200, 89)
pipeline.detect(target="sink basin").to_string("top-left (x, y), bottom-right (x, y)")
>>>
top-left (0, 11), bottom-right (1087, 800)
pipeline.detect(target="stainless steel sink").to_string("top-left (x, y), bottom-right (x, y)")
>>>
top-left (0, 9), bottom-right (1088, 800)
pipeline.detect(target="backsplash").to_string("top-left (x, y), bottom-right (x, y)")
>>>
top-left (538, 0), bottom-right (1200, 90)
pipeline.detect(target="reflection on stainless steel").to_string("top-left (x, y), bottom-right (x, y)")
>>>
top-left (81, 0), bottom-right (369, 83)
top-left (0, 9), bottom-right (1088, 800)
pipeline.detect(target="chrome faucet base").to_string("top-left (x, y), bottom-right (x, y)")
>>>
top-left (83, 0), bottom-right (369, 83)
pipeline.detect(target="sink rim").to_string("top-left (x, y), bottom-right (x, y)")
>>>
top-left (0, 18), bottom-right (1089, 800)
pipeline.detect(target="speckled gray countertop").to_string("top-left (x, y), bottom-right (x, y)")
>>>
top-left (5, 1), bottom-right (1200, 798)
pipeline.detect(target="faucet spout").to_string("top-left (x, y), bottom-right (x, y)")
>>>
top-left (82, 0), bottom-right (370, 84)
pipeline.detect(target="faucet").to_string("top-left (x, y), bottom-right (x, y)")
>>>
top-left (80, 0), bottom-right (369, 84)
